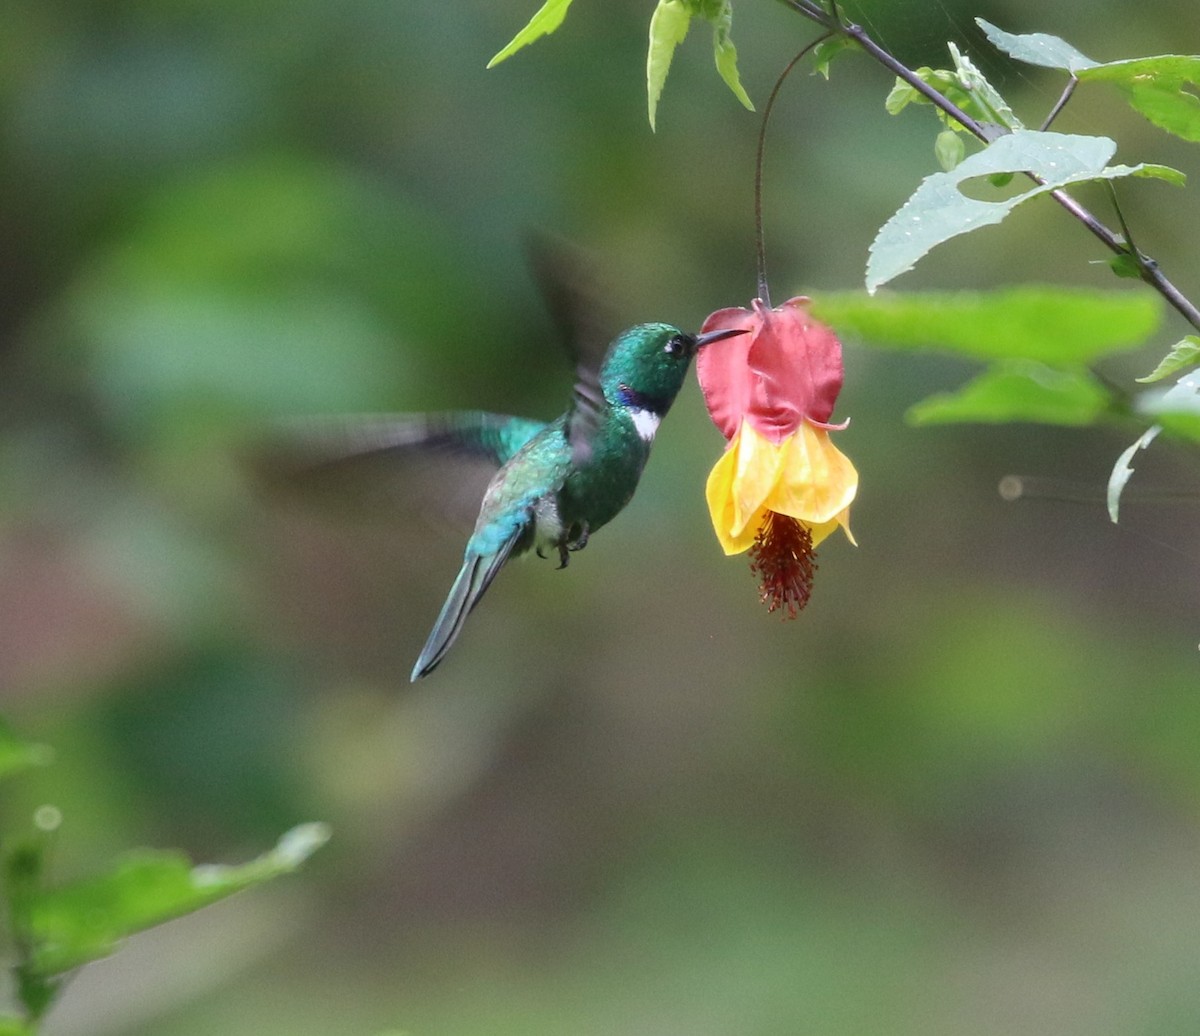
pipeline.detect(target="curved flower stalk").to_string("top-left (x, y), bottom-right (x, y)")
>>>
top-left (697, 297), bottom-right (858, 615)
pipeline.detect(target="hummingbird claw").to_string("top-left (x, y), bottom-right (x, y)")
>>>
top-left (567, 522), bottom-right (590, 552)
top-left (556, 542), bottom-right (570, 569)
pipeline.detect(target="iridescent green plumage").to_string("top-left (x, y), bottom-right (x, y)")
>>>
top-left (410, 322), bottom-right (745, 679)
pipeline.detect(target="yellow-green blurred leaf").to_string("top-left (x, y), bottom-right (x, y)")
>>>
top-left (710, 2), bottom-right (753, 113)
top-left (0, 721), bottom-right (52, 782)
top-left (810, 285), bottom-right (1161, 364)
top-left (908, 361), bottom-right (1110, 426)
top-left (1137, 335), bottom-right (1200, 383)
top-left (647, 0), bottom-right (694, 131)
top-left (487, 0), bottom-right (578, 68)
top-left (25, 823), bottom-right (329, 975)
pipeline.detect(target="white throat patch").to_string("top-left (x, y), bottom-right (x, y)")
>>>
top-left (629, 408), bottom-right (661, 443)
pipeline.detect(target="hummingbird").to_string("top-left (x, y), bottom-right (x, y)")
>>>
top-left (280, 237), bottom-right (746, 680)
top-left (405, 320), bottom-right (747, 680)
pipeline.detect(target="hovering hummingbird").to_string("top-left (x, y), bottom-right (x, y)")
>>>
top-left (406, 319), bottom-right (746, 679)
top-left (284, 239), bottom-right (746, 680)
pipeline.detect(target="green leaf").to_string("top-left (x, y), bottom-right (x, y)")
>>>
top-left (1107, 253), bottom-right (1143, 279)
top-left (487, 0), bottom-right (578, 68)
top-left (1137, 335), bottom-right (1200, 383)
top-left (0, 720), bottom-right (52, 781)
top-left (1135, 369), bottom-right (1200, 442)
top-left (5, 811), bottom-right (64, 1021)
top-left (975, 19), bottom-right (1098, 74)
top-left (647, 0), bottom-right (694, 131)
top-left (908, 361), bottom-right (1110, 426)
top-left (1080, 56), bottom-right (1200, 143)
top-left (24, 823), bottom-right (330, 975)
top-left (1108, 425), bottom-right (1161, 523)
top-left (0, 1017), bottom-right (32, 1035)
top-left (1111, 370), bottom-right (1200, 520)
top-left (884, 76), bottom-right (924, 115)
top-left (813, 35), bottom-right (858, 79)
top-left (866, 130), bottom-right (1185, 292)
top-left (934, 128), bottom-right (965, 171)
top-left (947, 42), bottom-right (1023, 130)
top-left (710, 3), bottom-right (754, 114)
top-left (809, 286), bottom-right (1162, 364)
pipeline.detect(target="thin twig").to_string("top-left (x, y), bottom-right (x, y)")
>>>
top-left (1039, 76), bottom-right (1078, 131)
top-left (755, 33), bottom-right (833, 306)
top-left (776, 0), bottom-right (1200, 333)
top-left (1104, 181), bottom-right (1142, 258)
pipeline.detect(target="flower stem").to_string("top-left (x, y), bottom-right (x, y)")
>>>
top-left (755, 32), bottom-right (833, 307)
top-left (775, 0), bottom-right (1200, 334)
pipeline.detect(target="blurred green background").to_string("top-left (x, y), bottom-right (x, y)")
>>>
top-left (4, 1), bottom-right (1200, 1033)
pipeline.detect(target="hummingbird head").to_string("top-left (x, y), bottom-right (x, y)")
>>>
top-left (601, 323), bottom-right (747, 419)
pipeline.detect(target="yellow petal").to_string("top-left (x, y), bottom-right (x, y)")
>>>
top-left (706, 436), bottom-right (770, 555)
top-left (765, 423), bottom-right (858, 526)
top-left (808, 506), bottom-right (855, 548)
top-left (729, 423), bottom-right (786, 537)
top-left (705, 442), bottom-right (741, 554)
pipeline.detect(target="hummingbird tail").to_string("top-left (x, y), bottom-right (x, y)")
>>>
top-left (410, 530), bottom-right (522, 681)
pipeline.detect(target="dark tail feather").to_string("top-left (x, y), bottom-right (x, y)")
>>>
top-left (410, 530), bottom-right (522, 681)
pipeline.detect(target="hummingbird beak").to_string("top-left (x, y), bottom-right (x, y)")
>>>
top-left (692, 327), bottom-right (750, 350)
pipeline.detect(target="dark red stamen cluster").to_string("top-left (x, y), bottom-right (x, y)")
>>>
top-left (748, 512), bottom-right (816, 619)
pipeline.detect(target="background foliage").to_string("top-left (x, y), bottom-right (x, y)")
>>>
top-left (3, 0), bottom-right (1200, 1033)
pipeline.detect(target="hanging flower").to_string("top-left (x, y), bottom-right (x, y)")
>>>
top-left (696, 296), bottom-right (858, 616)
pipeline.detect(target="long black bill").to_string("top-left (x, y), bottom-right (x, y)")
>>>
top-left (692, 327), bottom-right (750, 349)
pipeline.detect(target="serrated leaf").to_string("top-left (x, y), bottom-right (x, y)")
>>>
top-left (809, 286), bottom-right (1161, 364)
top-left (866, 130), bottom-right (1184, 292)
top-left (1137, 335), bottom-right (1200, 383)
top-left (711, 23), bottom-right (754, 113)
top-left (1109, 424), bottom-right (1161, 522)
top-left (976, 19), bottom-right (1098, 74)
top-left (0, 721), bottom-right (52, 781)
top-left (487, 0), bottom-right (578, 68)
top-left (908, 361), bottom-right (1110, 426)
top-left (25, 823), bottom-right (330, 975)
top-left (935, 129), bottom-right (965, 170)
top-left (647, 0), bottom-right (694, 131)
top-left (1080, 56), bottom-right (1200, 143)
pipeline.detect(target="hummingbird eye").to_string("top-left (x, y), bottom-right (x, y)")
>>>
top-left (663, 334), bottom-right (689, 358)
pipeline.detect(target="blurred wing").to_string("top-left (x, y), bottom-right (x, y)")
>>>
top-left (566, 365), bottom-right (604, 466)
top-left (523, 232), bottom-right (615, 466)
top-left (281, 411), bottom-right (545, 469)
top-left (263, 412), bottom-right (546, 534)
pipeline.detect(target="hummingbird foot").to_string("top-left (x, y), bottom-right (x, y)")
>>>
top-left (554, 522), bottom-right (591, 567)
top-left (567, 522), bottom-right (590, 552)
